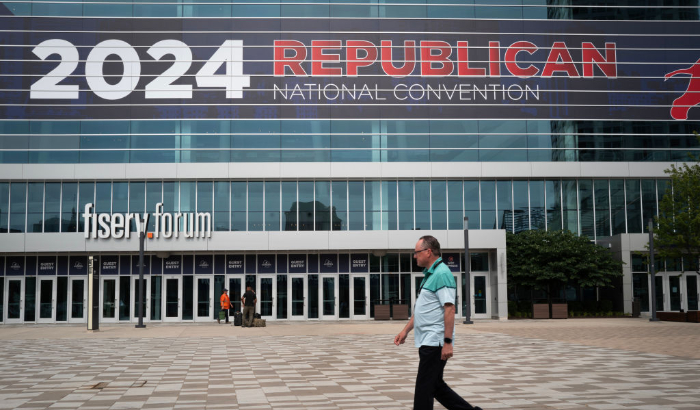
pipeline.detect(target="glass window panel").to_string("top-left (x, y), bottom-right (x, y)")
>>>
top-left (464, 181), bottom-right (480, 230)
top-left (180, 182), bottom-right (195, 213)
top-left (298, 182), bottom-right (314, 231)
top-left (197, 181), bottom-right (213, 212)
top-left (633, 272), bottom-right (650, 312)
top-left (162, 182), bottom-right (178, 214)
top-left (282, 0), bottom-right (329, 17)
top-left (657, 179), bottom-right (671, 208)
top-left (429, 121), bottom-right (478, 162)
top-left (32, 0), bottom-right (81, 17)
top-left (10, 182), bottom-right (26, 233)
top-left (415, 181), bottom-right (430, 230)
top-left (513, 181), bottom-right (529, 233)
top-left (348, 181), bottom-right (364, 231)
top-left (431, 181), bottom-right (447, 230)
top-left (365, 181), bottom-right (381, 230)
top-left (27, 182), bottom-right (43, 233)
top-left (480, 181), bottom-right (496, 229)
top-left (641, 180), bottom-right (657, 233)
top-left (130, 121), bottom-right (180, 163)
top-left (562, 179), bottom-right (578, 234)
top-left (44, 182), bottom-right (61, 233)
top-left (427, 0), bottom-right (474, 18)
top-left (0, 121), bottom-right (29, 164)
top-left (626, 180), bottom-right (642, 234)
top-left (180, 121), bottom-right (230, 163)
top-left (578, 180), bottom-right (594, 239)
top-left (29, 121), bottom-right (79, 163)
top-left (331, 0), bottom-right (378, 17)
top-left (447, 180), bottom-right (463, 230)
top-left (594, 180), bottom-right (611, 238)
top-left (248, 182), bottom-right (263, 231)
top-left (231, 182), bottom-right (246, 231)
top-left (214, 182), bottom-right (229, 231)
top-left (282, 181), bottom-right (297, 231)
top-left (129, 182), bottom-right (145, 212)
top-left (112, 182), bottom-right (128, 213)
top-left (146, 182), bottom-right (162, 232)
top-left (232, 0), bottom-right (281, 17)
top-left (379, 0), bottom-right (426, 18)
top-left (0, 182), bottom-right (8, 233)
top-left (265, 181), bottom-right (280, 231)
top-left (83, 0), bottom-right (132, 17)
top-left (61, 182), bottom-right (77, 232)
top-left (332, 181), bottom-right (348, 231)
top-left (133, 0), bottom-right (182, 17)
top-left (80, 121), bottom-right (129, 163)
top-left (95, 182), bottom-right (111, 214)
top-left (78, 182), bottom-right (95, 233)
top-left (497, 181), bottom-right (512, 231)
top-left (610, 180), bottom-right (626, 235)
top-left (545, 180), bottom-right (562, 231)
top-left (383, 121), bottom-right (429, 162)
top-left (315, 181), bottom-right (331, 231)
top-left (529, 180), bottom-right (545, 230)
top-left (382, 181), bottom-right (397, 230)
top-left (183, 0), bottom-right (231, 17)
top-left (398, 181), bottom-right (413, 230)
top-left (231, 120), bottom-right (281, 162)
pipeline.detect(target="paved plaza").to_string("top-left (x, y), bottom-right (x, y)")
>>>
top-left (0, 318), bottom-right (699, 410)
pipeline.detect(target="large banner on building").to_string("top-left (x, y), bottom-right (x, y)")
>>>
top-left (1, 17), bottom-right (698, 120)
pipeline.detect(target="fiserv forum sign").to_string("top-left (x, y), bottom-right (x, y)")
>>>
top-left (0, 17), bottom-right (698, 120)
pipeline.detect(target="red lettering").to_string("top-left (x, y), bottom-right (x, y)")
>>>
top-left (489, 41), bottom-right (501, 77)
top-left (274, 40), bottom-right (307, 76)
top-left (457, 41), bottom-right (486, 77)
top-left (504, 41), bottom-right (539, 78)
top-left (311, 40), bottom-right (342, 76)
top-left (582, 42), bottom-right (617, 78)
top-left (381, 40), bottom-right (416, 77)
top-left (542, 42), bottom-right (580, 78)
top-left (420, 40), bottom-right (454, 76)
top-left (346, 40), bottom-right (378, 77)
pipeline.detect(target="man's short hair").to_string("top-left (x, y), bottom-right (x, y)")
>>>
top-left (419, 235), bottom-right (442, 256)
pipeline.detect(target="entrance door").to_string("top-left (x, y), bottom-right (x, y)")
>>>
top-left (257, 275), bottom-right (276, 320)
top-left (687, 275), bottom-right (699, 311)
top-left (350, 274), bottom-right (369, 320)
top-left (101, 277), bottom-right (118, 323)
top-left (194, 276), bottom-right (213, 322)
top-left (288, 275), bottom-right (306, 320)
top-left (68, 278), bottom-right (87, 323)
top-left (131, 277), bottom-right (150, 323)
top-left (669, 276), bottom-right (682, 311)
top-left (320, 275), bottom-right (338, 320)
top-left (163, 276), bottom-right (181, 322)
top-left (37, 278), bottom-right (56, 323)
top-left (6, 278), bottom-right (24, 324)
top-left (228, 276), bottom-right (243, 314)
top-left (472, 274), bottom-right (489, 319)
top-left (655, 276), bottom-right (665, 311)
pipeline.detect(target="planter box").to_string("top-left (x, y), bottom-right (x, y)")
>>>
top-left (656, 311), bottom-right (687, 322)
top-left (392, 304), bottom-right (409, 320)
top-left (551, 303), bottom-right (568, 319)
top-left (374, 305), bottom-right (391, 320)
top-left (686, 311), bottom-right (700, 323)
top-left (533, 304), bottom-right (549, 319)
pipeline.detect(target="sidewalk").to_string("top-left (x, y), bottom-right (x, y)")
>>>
top-left (1, 318), bottom-right (699, 409)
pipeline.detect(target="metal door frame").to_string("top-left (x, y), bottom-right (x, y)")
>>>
top-left (68, 277), bottom-right (87, 324)
top-left (162, 275), bottom-right (181, 322)
top-left (5, 277), bottom-right (25, 324)
top-left (349, 274), bottom-right (369, 320)
top-left (37, 277), bottom-right (56, 324)
top-left (472, 273), bottom-right (490, 319)
top-left (287, 274), bottom-right (307, 321)
top-left (130, 276), bottom-right (151, 323)
top-left (194, 275), bottom-right (214, 322)
top-left (257, 274), bottom-right (277, 321)
top-left (319, 274), bottom-right (339, 320)
top-left (100, 276), bottom-right (119, 323)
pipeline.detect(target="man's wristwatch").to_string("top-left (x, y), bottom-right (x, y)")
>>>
top-left (444, 337), bottom-right (453, 344)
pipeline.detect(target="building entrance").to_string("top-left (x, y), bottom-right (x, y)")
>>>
top-left (37, 278), bottom-right (56, 323)
top-left (320, 275), bottom-right (338, 320)
top-left (101, 277), bottom-right (118, 323)
top-left (258, 275), bottom-right (276, 320)
top-left (195, 276), bottom-right (213, 322)
top-left (131, 277), bottom-right (150, 323)
top-left (350, 274), bottom-right (369, 320)
top-left (5, 278), bottom-right (24, 324)
top-left (687, 275), bottom-right (699, 311)
top-left (227, 276), bottom-right (243, 314)
top-left (472, 274), bottom-right (489, 319)
top-left (288, 275), bottom-right (306, 320)
top-left (68, 277), bottom-right (87, 323)
top-left (163, 276), bottom-right (181, 321)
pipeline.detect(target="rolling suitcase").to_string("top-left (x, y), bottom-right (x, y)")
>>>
top-left (233, 311), bottom-right (243, 326)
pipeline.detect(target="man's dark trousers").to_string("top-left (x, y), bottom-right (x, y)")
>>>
top-left (414, 345), bottom-right (478, 410)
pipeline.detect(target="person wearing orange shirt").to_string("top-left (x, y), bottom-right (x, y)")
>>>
top-left (219, 288), bottom-right (231, 324)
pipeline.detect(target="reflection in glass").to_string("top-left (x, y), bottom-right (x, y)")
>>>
top-left (103, 279), bottom-right (116, 318)
top-left (323, 277), bottom-right (336, 316)
top-left (197, 278), bottom-right (210, 318)
top-left (71, 279), bottom-right (84, 319)
top-left (474, 276), bottom-right (487, 314)
top-left (292, 277), bottom-right (305, 317)
top-left (260, 278), bottom-right (273, 316)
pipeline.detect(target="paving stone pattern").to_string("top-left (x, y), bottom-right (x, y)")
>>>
top-left (1, 328), bottom-right (700, 410)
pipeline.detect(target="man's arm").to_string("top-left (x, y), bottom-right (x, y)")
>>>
top-left (441, 303), bottom-right (455, 360)
top-left (394, 315), bottom-right (415, 346)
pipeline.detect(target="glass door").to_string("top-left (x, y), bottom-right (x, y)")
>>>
top-left (163, 276), bottom-right (181, 322)
top-left (669, 276), bottom-right (681, 311)
top-left (655, 276), bottom-right (665, 311)
top-left (131, 277), bottom-right (150, 323)
top-left (228, 277), bottom-right (243, 314)
top-left (6, 278), bottom-right (24, 324)
top-left (68, 278), bottom-right (86, 323)
top-left (257, 275), bottom-right (276, 320)
top-left (320, 275), bottom-right (338, 320)
top-left (37, 278), bottom-right (56, 323)
top-left (473, 274), bottom-right (489, 319)
top-left (101, 277), bottom-right (118, 323)
top-left (194, 276), bottom-right (213, 322)
top-left (350, 274), bottom-right (369, 320)
top-left (288, 275), bottom-right (306, 320)
top-left (119, 276), bottom-right (131, 321)
top-left (687, 275), bottom-right (698, 311)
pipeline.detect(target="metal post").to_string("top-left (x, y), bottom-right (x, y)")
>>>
top-left (87, 256), bottom-right (99, 332)
top-left (136, 230), bottom-right (146, 328)
top-left (463, 217), bottom-right (473, 324)
top-left (649, 218), bottom-right (659, 322)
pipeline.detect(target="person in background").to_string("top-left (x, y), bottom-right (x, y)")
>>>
top-left (241, 286), bottom-right (257, 327)
top-left (219, 288), bottom-right (231, 324)
top-left (394, 235), bottom-right (482, 410)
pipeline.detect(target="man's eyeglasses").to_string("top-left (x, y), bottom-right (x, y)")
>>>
top-left (413, 248), bottom-right (430, 255)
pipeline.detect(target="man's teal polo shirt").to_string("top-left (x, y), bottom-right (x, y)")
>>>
top-left (413, 257), bottom-right (457, 348)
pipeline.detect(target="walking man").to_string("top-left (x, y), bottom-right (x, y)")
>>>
top-left (241, 286), bottom-right (257, 327)
top-left (219, 288), bottom-right (231, 324)
top-left (394, 235), bottom-right (482, 410)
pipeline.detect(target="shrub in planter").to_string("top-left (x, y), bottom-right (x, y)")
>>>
top-left (599, 300), bottom-right (613, 312)
top-left (583, 300), bottom-right (598, 313)
top-left (508, 301), bottom-right (517, 317)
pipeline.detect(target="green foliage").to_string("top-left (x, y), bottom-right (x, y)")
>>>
top-left (506, 230), bottom-right (624, 293)
top-left (654, 144), bottom-right (700, 273)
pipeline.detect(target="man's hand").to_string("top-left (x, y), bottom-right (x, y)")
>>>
top-left (441, 343), bottom-right (453, 361)
top-left (394, 331), bottom-right (407, 346)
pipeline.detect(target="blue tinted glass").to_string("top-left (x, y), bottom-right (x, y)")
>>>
top-left (546, 180), bottom-right (562, 231)
top-left (163, 182), bottom-right (178, 213)
top-left (610, 180), bottom-right (626, 235)
top-left (61, 182), bottom-right (77, 233)
top-left (626, 179), bottom-right (642, 234)
top-left (197, 182), bottom-right (213, 212)
top-left (133, 0), bottom-right (182, 17)
top-left (180, 182), bottom-right (195, 213)
top-left (282, 181), bottom-right (297, 231)
top-left (232, 0), bottom-right (281, 17)
top-left (430, 181), bottom-right (446, 230)
top-left (181, 121), bottom-right (230, 163)
top-left (3, 2), bottom-right (31, 15)
top-left (447, 181), bottom-right (463, 229)
top-left (95, 182), bottom-right (111, 214)
top-left (513, 181), bottom-right (529, 233)
top-left (529, 180), bottom-right (545, 230)
top-left (282, 0), bottom-right (329, 17)
top-left (80, 121), bottom-right (129, 163)
top-left (497, 181), bottom-right (512, 231)
top-left (562, 179), bottom-right (578, 234)
top-left (366, 181), bottom-right (381, 230)
top-left (32, 0), bottom-right (81, 16)
top-left (29, 121), bottom-right (79, 163)
top-left (332, 181), bottom-right (347, 231)
top-left (398, 181), bottom-right (413, 230)
top-left (83, 1), bottom-right (132, 17)
top-left (78, 182), bottom-right (95, 233)
top-left (641, 180), bottom-right (656, 233)
top-left (265, 182), bottom-right (280, 231)
top-left (594, 180), bottom-right (610, 238)
top-left (414, 181), bottom-right (430, 230)
top-left (183, 0), bottom-right (231, 17)
top-left (44, 182), bottom-right (61, 233)
top-left (112, 182), bottom-right (128, 213)
top-left (299, 181), bottom-right (315, 231)
top-left (480, 181), bottom-right (495, 229)
top-left (382, 181), bottom-right (397, 230)
top-left (348, 181), bottom-right (364, 231)
top-left (231, 182), bottom-right (247, 231)
top-left (331, 0), bottom-right (378, 17)
top-left (315, 181), bottom-right (331, 231)
top-left (579, 180), bottom-right (594, 239)
top-left (380, 0), bottom-right (427, 17)
top-left (248, 182), bottom-right (263, 231)
top-left (0, 122), bottom-right (28, 164)
top-left (214, 182), bottom-right (229, 231)
top-left (475, 1), bottom-right (522, 19)
top-left (9, 182), bottom-right (26, 233)
top-left (464, 181), bottom-right (479, 230)
top-left (428, 0), bottom-right (474, 18)
top-left (130, 121), bottom-right (180, 163)
top-left (27, 182), bottom-right (43, 233)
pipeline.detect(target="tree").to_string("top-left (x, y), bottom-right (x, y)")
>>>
top-left (506, 230), bottom-right (623, 302)
top-left (654, 135), bottom-right (700, 273)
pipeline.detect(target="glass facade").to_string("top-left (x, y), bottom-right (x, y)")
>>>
top-left (0, 178), bottom-right (671, 240)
